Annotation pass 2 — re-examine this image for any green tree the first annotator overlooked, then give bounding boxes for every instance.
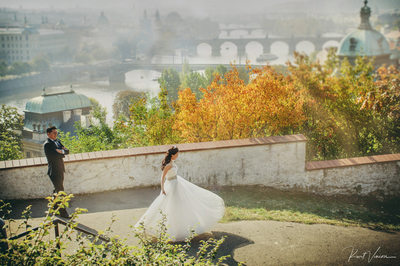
[0,60,7,76]
[59,99,126,153]
[181,71,207,99]
[0,104,23,161]
[116,88,179,147]
[31,55,50,72]
[287,52,400,160]
[204,66,215,85]
[237,66,250,84]
[158,68,181,104]
[215,64,228,77]
[112,90,143,120]
[204,65,229,85]
[8,62,31,75]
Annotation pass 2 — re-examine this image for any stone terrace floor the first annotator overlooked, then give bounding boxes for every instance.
[4,187,400,266]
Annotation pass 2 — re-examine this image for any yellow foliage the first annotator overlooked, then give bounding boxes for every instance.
[173,66,306,142]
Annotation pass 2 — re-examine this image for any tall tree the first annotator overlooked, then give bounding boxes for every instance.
[8,62,31,75]
[204,65,228,85]
[32,56,50,72]
[0,105,23,161]
[116,88,179,147]
[0,60,8,76]
[158,68,181,104]
[180,71,207,99]
[112,90,143,120]
[59,99,126,153]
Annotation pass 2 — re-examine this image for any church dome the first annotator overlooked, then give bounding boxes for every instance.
[337,0,391,57]
[338,29,391,57]
[25,89,91,114]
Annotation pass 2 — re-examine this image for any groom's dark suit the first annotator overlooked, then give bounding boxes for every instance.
[44,138,67,192]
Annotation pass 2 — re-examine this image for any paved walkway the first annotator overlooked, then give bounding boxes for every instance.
[6,188,400,266]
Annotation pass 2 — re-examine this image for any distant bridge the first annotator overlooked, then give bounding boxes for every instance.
[103,62,258,85]
[183,34,344,57]
[90,32,344,85]
[102,32,344,85]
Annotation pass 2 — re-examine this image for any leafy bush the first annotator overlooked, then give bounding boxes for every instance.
[0,192,229,265]
[0,104,23,161]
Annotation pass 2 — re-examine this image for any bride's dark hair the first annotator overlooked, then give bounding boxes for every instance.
[161,146,179,170]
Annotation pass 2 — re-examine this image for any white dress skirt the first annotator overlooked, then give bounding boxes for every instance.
[134,161,225,241]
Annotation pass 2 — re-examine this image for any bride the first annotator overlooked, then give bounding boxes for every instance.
[135,146,225,241]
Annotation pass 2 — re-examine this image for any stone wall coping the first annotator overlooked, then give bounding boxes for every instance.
[306,153,400,170]
[0,134,306,170]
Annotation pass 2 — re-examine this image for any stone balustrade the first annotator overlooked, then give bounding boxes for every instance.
[1,134,399,200]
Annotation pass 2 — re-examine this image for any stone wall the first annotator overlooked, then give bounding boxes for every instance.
[305,155,400,197]
[0,134,399,200]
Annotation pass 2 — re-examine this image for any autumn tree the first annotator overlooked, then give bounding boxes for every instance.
[174,65,305,142]
[357,65,400,154]
[287,51,399,160]
[66,52,399,162]
[237,66,250,84]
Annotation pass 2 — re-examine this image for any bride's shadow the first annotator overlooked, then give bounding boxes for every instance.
[172,231,254,266]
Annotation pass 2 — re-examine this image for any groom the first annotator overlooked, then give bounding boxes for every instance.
[44,126,70,218]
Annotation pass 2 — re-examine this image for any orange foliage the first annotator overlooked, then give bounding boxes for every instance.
[173,66,306,142]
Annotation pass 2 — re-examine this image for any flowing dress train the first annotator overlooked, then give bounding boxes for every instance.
[134,161,225,241]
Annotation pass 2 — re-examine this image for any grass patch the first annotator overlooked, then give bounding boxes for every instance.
[217,186,400,231]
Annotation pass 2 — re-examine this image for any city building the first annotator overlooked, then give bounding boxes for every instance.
[337,0,396,68]
[22,88,92,158]
[0,26,68,63]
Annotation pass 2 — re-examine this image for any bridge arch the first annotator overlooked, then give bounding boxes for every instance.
[270,41,289,56]
[295,40,315,55]
[220,41,238,57]
[322,40,340,51]
[197,42,212,57]
[245,41,264,61]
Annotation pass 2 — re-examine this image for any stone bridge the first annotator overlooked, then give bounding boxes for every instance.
[183,34,343,57]
[89,33,344,85]
[92,63,255,85]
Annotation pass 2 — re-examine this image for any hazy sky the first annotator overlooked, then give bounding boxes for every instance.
[1,0,399,17]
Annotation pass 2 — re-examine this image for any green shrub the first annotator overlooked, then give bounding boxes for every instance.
[0,192,229,265]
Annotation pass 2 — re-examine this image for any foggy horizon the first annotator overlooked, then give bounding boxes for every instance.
[0,0,398,124]
[1,0,399,19]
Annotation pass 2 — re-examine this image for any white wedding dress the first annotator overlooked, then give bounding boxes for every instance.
[134,161,225,241]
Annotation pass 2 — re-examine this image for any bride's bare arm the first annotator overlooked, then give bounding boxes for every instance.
[161,164,172,195]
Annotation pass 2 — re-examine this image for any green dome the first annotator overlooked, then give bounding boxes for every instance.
[25,90,91,114]
[337,29,391,57]
[337,0,390,58]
